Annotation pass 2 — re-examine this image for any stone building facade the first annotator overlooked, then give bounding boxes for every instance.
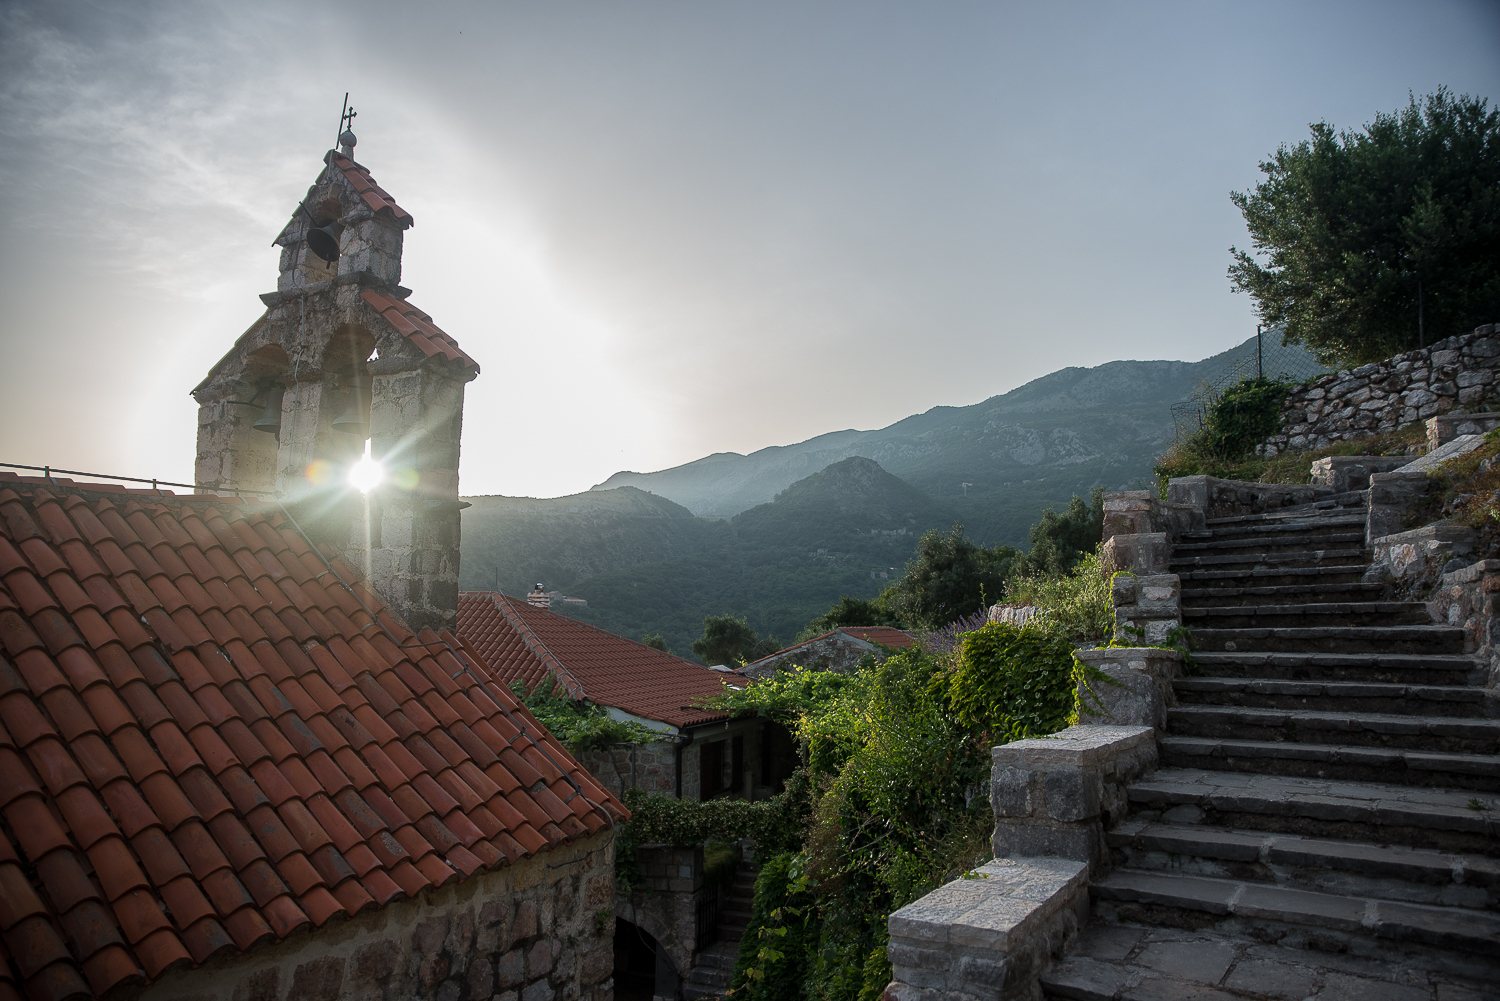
[191,135,479,634]
[1260,323,1499,457]
[139,832,615,1001]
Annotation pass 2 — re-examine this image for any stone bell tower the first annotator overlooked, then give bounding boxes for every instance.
[191,125,480,633]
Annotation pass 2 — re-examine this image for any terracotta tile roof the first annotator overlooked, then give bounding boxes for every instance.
[742,625,916,672]
[457,593,730,730]
[0,474,623,1001]
[327,151,412,227]
[834,626,916,649]
[359,290,479,370]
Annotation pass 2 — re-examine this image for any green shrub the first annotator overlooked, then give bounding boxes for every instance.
[509,676,659,752]
[1003,548,1114,643]
[940,621,1083,743]
[1201,376,1293,460]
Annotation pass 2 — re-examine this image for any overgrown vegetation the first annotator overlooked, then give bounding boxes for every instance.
[798,489,1107,637]
[1155,387,1427,487]
[705,601,1106,1001]
[1230,88,1500,366]
[1001,548,1115,644]
[507,676,659,753]
[1404,429,1500,533]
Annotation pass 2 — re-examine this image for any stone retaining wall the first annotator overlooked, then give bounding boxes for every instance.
[1261,324,1499,457]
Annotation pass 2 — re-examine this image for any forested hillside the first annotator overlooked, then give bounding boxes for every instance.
[460,458,958,655]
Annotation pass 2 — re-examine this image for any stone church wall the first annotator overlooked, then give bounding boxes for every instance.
[1260,323,1499,457]
[138,831,615,1001]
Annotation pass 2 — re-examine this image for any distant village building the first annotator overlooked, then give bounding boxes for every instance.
[457,592,799,802]
[0,130,626,1000]
[739,625,916,680]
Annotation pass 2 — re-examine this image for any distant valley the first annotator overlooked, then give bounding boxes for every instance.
[460,334,1322,657]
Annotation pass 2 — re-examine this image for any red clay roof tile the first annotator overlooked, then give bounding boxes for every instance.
[0,481,624,996]
[457,592,729,728]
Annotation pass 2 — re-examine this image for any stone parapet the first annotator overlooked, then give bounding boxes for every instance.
[1429,411,1500,450]
[1372,523,1478,580]
[1426,559,1500,694]
[1101,534,1168,575]
[1260,323,1499,457]
[1102,491,1202,544]
[1309,455,1408,492]
[1166,475,1334,521]
[989,725,1158,867]
[883,857,1090,1001]
[1074,648,1181,731]
[1366,470,1438,545]
[1109,575,1181,646]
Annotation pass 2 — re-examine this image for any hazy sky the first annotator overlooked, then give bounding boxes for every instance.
[2,2,1496,498]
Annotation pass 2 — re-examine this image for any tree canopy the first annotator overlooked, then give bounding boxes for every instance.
[878,524,1019,629]
[1229,88,1500,366]
[692,614,778,666]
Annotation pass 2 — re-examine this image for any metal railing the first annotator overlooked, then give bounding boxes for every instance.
[0,461,276,496]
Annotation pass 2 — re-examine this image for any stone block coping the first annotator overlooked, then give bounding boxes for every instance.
[990,726,1156,769]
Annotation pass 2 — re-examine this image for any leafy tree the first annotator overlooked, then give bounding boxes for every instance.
[796,595,905,641]
[881,524,1019,629]
[692,614,778,666]
[1229,88,1500,366]
[641,633,670,652]
[1012,488,1103,578]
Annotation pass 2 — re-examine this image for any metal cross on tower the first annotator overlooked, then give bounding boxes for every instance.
[337,93,357,145]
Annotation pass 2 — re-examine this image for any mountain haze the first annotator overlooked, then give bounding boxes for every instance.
[596,335,1321,546]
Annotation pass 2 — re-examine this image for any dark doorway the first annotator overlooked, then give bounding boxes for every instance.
[614,919,658,1001]
[731,735,744,798]
[761,721,797,793]
[700,739,726,800]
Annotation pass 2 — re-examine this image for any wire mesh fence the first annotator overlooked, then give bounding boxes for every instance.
[1170,328,1331,445]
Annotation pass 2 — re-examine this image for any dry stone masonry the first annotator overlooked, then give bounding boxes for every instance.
[1262,323,1499,456]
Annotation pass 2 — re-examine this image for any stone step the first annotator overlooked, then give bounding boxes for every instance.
[694,944,739,969]
[1159,734,1500,792]
[1172,676,1495,717]
[1177,565,1370,587]
[1182,601,1432,628]
[1191,651,1486,686]
[1106,819,1500,911]
[1171,549,1371,571]
[1042,921,1500,1001]
[1190,625,1466,655]
[1129,767,1500,854]
[1167,705,1500,754]
[1203,494,1370,526]
[1180,581,1387,606]
[684,974,732,995]
[1174,532,1368,556]
[1185,513,1368,538]
[1091,869,1500,968]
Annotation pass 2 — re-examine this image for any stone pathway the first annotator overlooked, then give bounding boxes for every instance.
[1044,923,1497,1001]
[1053,493,1500,994]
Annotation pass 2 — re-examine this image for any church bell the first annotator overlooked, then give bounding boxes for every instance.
[332,377,371,436]
[305,224,341,263]
[251,386,285,438]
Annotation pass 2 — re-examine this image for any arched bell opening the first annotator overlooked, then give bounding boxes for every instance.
[325,325,377,440]
[202,345,289,495]
[299,194,345,283]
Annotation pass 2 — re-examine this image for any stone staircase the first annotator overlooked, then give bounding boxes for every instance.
[1045,496,1500,999]
[682,862,757,999]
